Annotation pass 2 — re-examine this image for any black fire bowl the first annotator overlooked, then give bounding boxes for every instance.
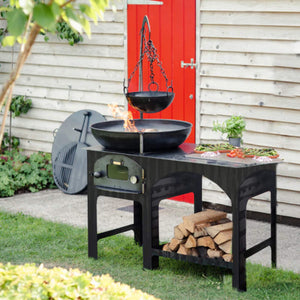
[125,91,175,113]
[91,119,192,152]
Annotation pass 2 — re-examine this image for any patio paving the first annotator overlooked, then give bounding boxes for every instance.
[0,189,299,274]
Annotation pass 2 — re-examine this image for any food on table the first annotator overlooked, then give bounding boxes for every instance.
[194,144,279,159]
[194,143,236,153]
[226,148,279,159]
[242,148,279,158]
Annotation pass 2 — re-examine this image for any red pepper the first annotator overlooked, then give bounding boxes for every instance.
[227,152,237,158]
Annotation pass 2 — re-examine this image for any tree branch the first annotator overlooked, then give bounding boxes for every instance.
[0,23,41,148]
[0,23,41,110]
[60,0,76,8]
[0,86,13,150]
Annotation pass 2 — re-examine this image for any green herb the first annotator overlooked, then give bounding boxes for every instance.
[213,115,246,139]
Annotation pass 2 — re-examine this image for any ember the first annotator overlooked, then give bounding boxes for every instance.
[108,104,138,132]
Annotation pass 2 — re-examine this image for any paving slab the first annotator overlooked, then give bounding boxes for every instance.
[0,189,299,273]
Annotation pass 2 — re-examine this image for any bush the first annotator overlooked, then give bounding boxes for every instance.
[0,150,56,197]
[0,263,159,300]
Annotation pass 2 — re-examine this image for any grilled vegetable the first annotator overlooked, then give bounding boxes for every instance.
[243,148,279,157]
[194,143,236,152]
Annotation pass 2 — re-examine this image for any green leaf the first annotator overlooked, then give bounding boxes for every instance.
[79,16,91,37]
[2,35,16,47]
[33,3,56,32]
[7,8,27,37]
[65,8,82,33]
[51,2,61,18]
[79,4,98,24]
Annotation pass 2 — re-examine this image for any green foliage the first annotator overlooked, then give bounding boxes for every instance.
[9,95,32,117]
[1,132,19,151]
[55,21,83,45]
[0,263,159,300]
[33,3,57,32]
[213,115,246,139]
[6,8,27,36]
[1,0,110,47]
[0,150,56,197]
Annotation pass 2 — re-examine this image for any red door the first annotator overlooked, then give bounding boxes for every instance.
[127,1,196,203]
[127,0,196,144]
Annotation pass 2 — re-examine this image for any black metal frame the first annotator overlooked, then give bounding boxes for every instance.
[87,143,278,292]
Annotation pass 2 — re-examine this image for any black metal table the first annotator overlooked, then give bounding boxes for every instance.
[87,143,279,291]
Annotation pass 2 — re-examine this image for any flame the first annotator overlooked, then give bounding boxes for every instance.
[108,104,138,132]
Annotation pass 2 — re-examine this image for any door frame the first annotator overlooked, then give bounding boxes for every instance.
[124,0,201,143]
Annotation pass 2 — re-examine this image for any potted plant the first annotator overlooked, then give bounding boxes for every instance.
[212,115,246,147]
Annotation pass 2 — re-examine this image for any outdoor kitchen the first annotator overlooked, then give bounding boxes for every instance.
[85,15,281,292]
[1,0,300,298]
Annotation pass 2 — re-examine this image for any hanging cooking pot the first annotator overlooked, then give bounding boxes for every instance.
[124,84,174,113]
[124,16,175,114]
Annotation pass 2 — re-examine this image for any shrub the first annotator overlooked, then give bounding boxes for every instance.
[0,150,56,197]
[0,263,159,299]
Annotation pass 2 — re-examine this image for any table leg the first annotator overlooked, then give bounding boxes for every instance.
[142,197,159,269]
[88,188,98,259]
[134,201,143,246]
[271,186,277,268]
[232,195,247,292]
[194,175,203,213]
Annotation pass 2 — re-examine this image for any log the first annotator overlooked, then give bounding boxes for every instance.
[169,238,185,251]
[214,230,232,245]
[178,222,190,237]
[205,222,233,238]
[197,236,216,249]
[174,225,185,240]
[207,249,223,258]
[183,209,227,233]
[222,253,233,262]
[162,243,171,252]
[177,244,192,256]
[194,223,209,238]
[185,235,197,248]
[218,240,232,254]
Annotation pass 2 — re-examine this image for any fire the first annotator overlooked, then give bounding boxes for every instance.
[108,104,138,132]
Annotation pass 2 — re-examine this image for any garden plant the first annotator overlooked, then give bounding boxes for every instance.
[212,115,246,140]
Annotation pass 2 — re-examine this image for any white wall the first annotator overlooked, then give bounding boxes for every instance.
[197,0,300,218]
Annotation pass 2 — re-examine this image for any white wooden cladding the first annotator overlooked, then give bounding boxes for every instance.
[0,4,126,154]
[198,0,300,218]
[0,0,299,219]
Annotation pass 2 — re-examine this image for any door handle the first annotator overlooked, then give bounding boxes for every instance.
[181,58,198,69]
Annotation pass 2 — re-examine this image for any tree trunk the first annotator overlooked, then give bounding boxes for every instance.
[0,24,41,150]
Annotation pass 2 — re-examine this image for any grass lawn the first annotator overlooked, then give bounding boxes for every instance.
[0,211,299,300]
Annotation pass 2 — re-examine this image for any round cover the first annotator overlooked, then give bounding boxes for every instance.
[52,110,106,194]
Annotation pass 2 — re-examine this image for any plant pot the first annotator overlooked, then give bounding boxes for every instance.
[229,137,241,147]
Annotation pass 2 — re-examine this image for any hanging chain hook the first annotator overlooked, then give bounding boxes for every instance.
[124,15,172,93]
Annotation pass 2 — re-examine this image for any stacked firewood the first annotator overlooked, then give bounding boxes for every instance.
[162,209,233,262]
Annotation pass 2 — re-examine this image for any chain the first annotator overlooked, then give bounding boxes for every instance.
[126,36,171,91]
